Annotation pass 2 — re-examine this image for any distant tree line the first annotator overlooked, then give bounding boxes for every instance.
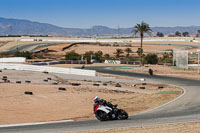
[156,30,200,37]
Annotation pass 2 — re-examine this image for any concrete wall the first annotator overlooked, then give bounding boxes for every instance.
[0,57,26,63]
[0,63,96,76]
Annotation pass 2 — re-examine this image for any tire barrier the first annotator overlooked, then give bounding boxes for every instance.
[0,63,96,77]
[47,78,51,80]
[103,83,107,86]
[24,91,33,95]
[2,78,7,81]
[3,76,7,79]
[142,83,147,85]
[58,87,66,91]
[115,83,121,87]
[158,86,164,89]
[71,83,81,86]
[25,80,31,83]
[16,81,21,84]
[3,79,10,83]
[43,71,49,74]
[52,82,58,85]
[43,79,48,82]
[140,87,145,89]
[93,83,100,86]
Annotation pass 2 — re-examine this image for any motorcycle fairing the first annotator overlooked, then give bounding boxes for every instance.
[96,105,112,114]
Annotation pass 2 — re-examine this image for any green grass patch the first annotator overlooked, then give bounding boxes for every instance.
[112,67,136,70]
[156,91,182,94]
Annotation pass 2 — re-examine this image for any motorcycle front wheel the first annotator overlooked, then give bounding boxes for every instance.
[117,109,128,120]
[95,110,109,121]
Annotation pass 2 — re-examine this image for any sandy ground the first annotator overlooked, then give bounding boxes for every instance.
[0,39,197,55]
[65,44,180,55]
[116,65,200,80]
[40,42,196,56]
[69,122,200,133]
[0,69,181,125]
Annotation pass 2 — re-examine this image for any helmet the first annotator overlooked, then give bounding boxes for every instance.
[93,96,100,102]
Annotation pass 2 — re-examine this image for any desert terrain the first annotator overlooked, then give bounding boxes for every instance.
[39,41,199,57]
[0,69,182,125]
[113,65,200,80]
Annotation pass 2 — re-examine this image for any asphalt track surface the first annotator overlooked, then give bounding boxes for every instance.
[0,43,47,55]
[1,66,200,133]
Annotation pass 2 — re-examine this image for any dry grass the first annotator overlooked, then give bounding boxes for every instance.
[0,70,182,125]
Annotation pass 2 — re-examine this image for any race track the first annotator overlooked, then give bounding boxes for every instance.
[0,66,200,133]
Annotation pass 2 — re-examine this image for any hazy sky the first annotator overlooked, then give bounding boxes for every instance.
[0,0,199,28]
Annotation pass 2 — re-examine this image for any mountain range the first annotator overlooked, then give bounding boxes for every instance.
[0,17,200,36]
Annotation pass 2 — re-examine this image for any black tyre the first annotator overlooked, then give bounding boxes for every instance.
[95,111,109,121]
[117,109,128,120]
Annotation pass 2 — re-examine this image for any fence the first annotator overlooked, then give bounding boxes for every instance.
[173,49,188,69]
[0,63,96,76]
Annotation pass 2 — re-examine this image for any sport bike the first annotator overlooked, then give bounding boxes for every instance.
[94,104,128,121]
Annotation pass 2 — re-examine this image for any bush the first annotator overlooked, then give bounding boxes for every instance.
[160,52,173,64]
[144,54,158,64]
[14,51,32,59]
[65,51,81,60]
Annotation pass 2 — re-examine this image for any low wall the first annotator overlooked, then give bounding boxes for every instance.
[30,60,89,65]
[0,63,96,76]
[0,57,26,63]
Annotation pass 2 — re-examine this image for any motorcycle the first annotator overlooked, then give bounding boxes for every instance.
[94,104,128,121]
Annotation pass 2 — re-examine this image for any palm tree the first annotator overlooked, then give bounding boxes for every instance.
[125,48,132,57]
[115,49,123,58]
[132,21,152,66]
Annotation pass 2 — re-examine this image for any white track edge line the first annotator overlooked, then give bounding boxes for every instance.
[0,120,74,128]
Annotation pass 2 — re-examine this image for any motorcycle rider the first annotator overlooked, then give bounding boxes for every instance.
[93,96,116,112]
